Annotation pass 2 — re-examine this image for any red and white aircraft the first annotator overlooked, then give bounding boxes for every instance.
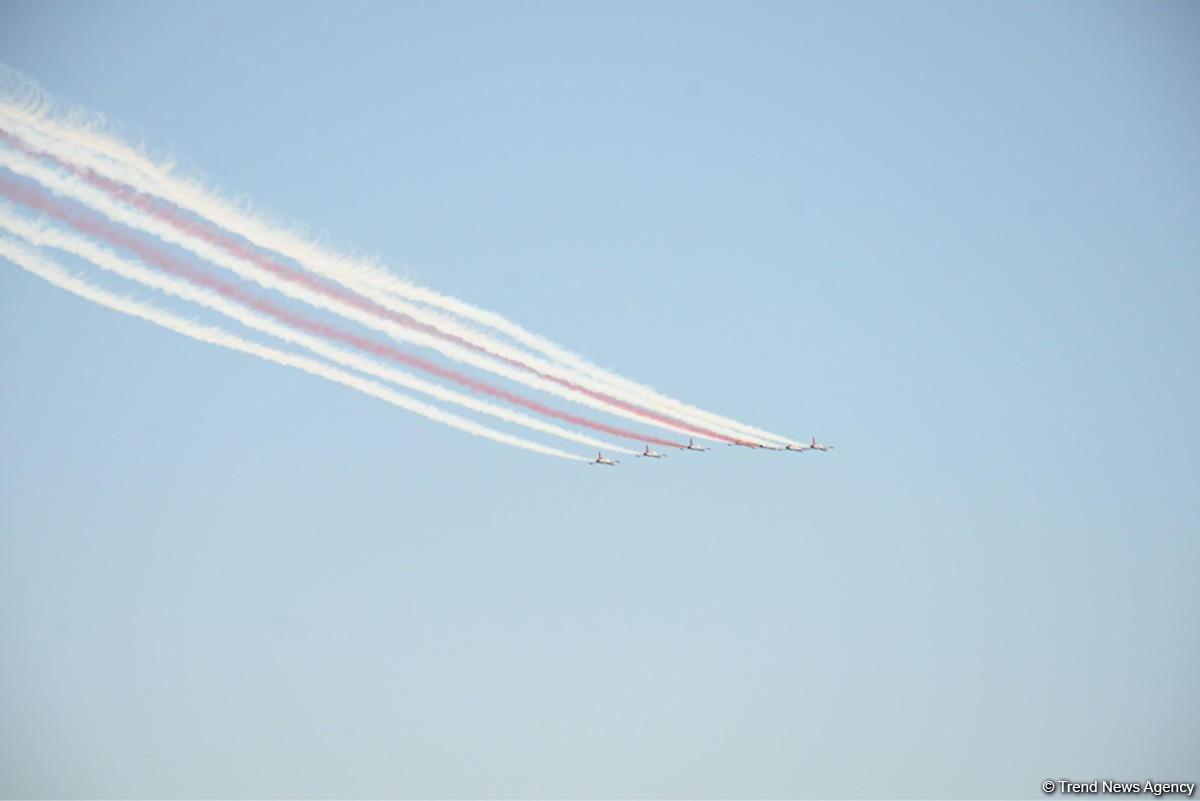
[786,437,834,453]
[637,445,667,458]
[681,438,710,452]
[728,440,783,451]
[590,451,619,466]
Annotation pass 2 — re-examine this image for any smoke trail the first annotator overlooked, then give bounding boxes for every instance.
[0,174,683,449]
[0,234,590,462]
[72,155,740,445]
[0,146,702,447]
[0,118,715,440]
[0,81,793,445]
[0,208,639,456]
[0,122,775,447]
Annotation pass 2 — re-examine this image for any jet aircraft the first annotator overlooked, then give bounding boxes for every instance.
[681,438,710,452]
[590,451,619,466]
[637,445,667,458]
[728,440,783,450]
[786,437,834,452]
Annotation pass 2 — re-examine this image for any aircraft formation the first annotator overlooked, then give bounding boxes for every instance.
[589,436,833,466]
[0,73,836,468]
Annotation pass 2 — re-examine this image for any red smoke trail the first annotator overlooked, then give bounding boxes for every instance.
[0,174,686,448]
[0,127,739,445]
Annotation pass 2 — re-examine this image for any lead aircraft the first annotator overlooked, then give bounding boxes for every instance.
[786,437,834,453]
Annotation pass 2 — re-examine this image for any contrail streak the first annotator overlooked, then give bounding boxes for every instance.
[0,125,725,444]
[0,208,639,456]
[0,78,793,445]
[0,147,692,448]
[0,234,590,462]
[75,156,739,445]
[0,174,682,448]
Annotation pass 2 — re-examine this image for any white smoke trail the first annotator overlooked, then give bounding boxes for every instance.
[0,108,786,446]
[0,233,591,462]
[0,208,639,455]
[0,78,792,445]
[0,147,718,444]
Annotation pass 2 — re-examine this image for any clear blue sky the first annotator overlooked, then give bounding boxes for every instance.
[1,1,1197,796]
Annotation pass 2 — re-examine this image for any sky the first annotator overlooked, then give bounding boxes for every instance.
[1,1,1198,797]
